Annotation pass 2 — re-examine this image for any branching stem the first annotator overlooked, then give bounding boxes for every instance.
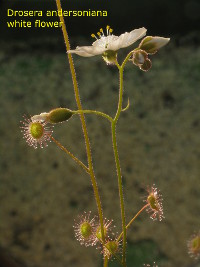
[50,136,89,173]
[73,110,113,122]
[111,64,127,267]
[117,204,149,242]
[55,0,105,247]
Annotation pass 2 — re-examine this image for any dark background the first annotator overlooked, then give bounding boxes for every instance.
[1,0,200,43]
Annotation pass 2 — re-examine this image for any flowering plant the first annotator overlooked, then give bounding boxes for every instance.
[20,1,200,267]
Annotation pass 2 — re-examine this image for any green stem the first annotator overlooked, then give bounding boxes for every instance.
[117,204,149,242]
[111,65,126,267]
[55,0,105,243]
[104,256,109,267]
[111,54,136,265]
[73,110,113,122]
[114,66,124,121]
[111,122,126,267]
[50,136,89,174]
[122,50,135,68]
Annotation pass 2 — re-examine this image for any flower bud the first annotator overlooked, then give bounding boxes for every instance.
[46,108,74,124]
[106,240,118,253]
[139,36,170,54]
[144,184,164,221]
[21,116,53,149]
[96,225,107,241]
[140,58,152,72]
[30,122,44,139]
[80,222,92,239]
[74,211,97,247]
[131,49,152,72]
[103,240,121,259]
[132,49,148,65]
[95,218,113,242]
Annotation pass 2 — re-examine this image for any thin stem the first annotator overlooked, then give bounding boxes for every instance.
[115,60,121,69]
[50,136,89,174]
[111,64,126,266]
[114,66,124,122]
[104,257,109,267]
[117,204,149,242]
[121,50,135,69]
[55,0,105,242]
[73,110,113,122]
[111,122,126,267]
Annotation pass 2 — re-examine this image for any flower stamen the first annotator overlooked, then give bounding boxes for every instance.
[100,28,104,36]
[91,33,98,40]
[106,25,110,35]
[92,26,113,41]
[68,27,147,58]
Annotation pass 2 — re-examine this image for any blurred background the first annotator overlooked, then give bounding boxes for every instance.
[0,0,200,267]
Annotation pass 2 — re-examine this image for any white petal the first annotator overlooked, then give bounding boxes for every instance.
[31,112,49,122]
[147,37,170,49]
[109,27,147,51]
[92,35,118,48]
[68,45,105,57]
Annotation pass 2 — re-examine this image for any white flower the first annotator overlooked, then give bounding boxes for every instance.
[68,26,147,57]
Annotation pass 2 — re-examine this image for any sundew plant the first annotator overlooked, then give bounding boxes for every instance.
[20,1,174,267]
